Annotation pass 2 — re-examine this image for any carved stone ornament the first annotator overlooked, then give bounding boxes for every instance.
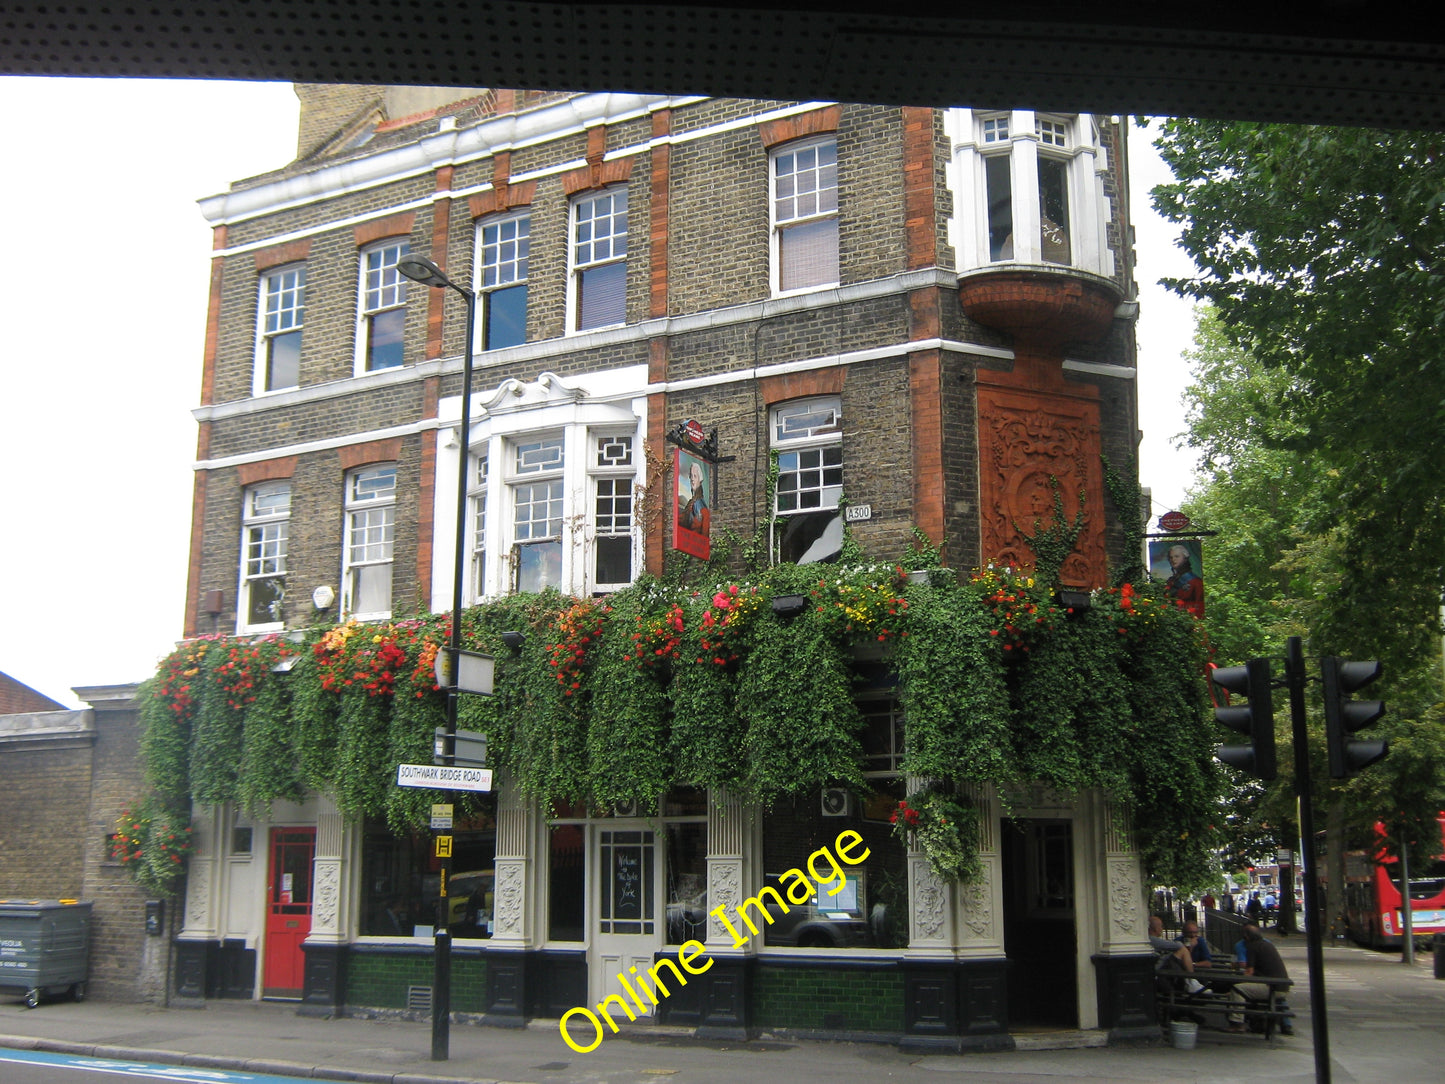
[708,860,742,943]
[1109,859,1141,936]
[961,870,994,940]
[493,861,525,936]
[910,858,948,942]
[313,859,341,932]
[185,858,213,930]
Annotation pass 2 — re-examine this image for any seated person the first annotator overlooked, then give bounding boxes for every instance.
[1149,914,1204,994]
[1181,919,1213,965]
[1227,922,1293,1035]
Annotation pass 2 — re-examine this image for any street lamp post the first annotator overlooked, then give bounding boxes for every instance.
[396,253,475,1062]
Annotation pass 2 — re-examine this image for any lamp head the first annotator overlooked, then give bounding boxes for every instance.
[396,253,456,291]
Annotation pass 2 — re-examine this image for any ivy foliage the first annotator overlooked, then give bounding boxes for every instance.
[131,553,1220,886]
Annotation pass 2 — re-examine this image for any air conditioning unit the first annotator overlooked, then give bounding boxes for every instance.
[612,799,640,818]
[820,787,854,817]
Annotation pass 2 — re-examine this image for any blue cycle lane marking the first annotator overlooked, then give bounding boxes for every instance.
[0,1046,315,1083]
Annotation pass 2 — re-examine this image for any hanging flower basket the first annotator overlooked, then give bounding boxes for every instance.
[890,785,982,884]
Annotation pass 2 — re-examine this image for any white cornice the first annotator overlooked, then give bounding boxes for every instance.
[198,92,703,228]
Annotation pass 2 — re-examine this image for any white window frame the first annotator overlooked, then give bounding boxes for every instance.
[475,212,530,352]
[342,464,396,620]
[506,433,567,593]
[355,240,410,374]
[770,135,840,296]
[468,449,489,602]
[568,188,629,334]
[588,432,638,594]
[770,396,844,565]
[237,481,290,633]
[946,109,1111,276]
[254,264,305,395]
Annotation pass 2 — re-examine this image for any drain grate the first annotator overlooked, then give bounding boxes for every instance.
[407,985,433,1012]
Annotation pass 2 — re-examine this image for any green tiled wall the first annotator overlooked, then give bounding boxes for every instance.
[752,965,904,1032]
[345,950,488,1012]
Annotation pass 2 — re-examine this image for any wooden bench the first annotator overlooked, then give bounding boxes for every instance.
[1157,968,1294,1040]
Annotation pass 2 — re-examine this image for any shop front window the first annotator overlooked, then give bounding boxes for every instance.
[358,811,495,938]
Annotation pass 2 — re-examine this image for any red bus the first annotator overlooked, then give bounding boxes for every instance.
[1339,815,1445,949]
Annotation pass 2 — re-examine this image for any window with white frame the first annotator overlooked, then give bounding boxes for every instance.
[590,434,636,590]
[772,138,839,293]
[979,111,1072,265]
[258,265,304,392]
[771,396,843,564]
[358,241,409,371]
[343,465,396,618]
[239,482,290,630]
[571,189,628,331]
[508,436,565,593]
[478,214,529,350]
[469,449,488,601]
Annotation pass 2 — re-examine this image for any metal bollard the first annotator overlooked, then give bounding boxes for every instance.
[1434,937,1445,980]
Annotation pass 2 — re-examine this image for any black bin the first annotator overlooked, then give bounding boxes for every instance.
[0,899,92,1007]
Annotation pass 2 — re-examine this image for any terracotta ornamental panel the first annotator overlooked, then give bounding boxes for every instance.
[977,384,1106,588]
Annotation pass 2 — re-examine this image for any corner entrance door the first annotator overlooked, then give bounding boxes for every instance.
[590,828,662,1018]
[263,827,315,999]
[1001,818,1077,1028]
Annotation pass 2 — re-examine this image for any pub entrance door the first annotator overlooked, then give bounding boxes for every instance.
[1001,818,1077,1028]
[589,826,663,1017]
[262,826,315,998]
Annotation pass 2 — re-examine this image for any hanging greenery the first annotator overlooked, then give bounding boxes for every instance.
[126,541,1222,887]
[889,785,983,884]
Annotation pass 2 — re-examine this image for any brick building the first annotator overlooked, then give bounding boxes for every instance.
[174,86,1157,1045]
[0,682,168,1002]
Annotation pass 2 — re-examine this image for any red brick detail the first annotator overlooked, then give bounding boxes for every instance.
[435,165,454,194]
[648,337,669,385]
[199,224,227,407]
[494,89,518,114]
[469,179,538,218]
[0,673,66,714]
[976,383,1108,589]
[901,106,937,271]
[909,349,945,546]
[426,195,451,360]
[908,286,940,341]
[650,109,671,318]
[758,106,841,150]
[253,237,310,272]
[182,466,209,639]
[562,155,635,195]
[760,366,845,406]
[354,211,417,248]
[236,456,298,486]
[957,270,1119,350]
[646,391,668,577]
[339,437,404,471]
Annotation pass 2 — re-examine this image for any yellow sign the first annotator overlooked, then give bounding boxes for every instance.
[435,835,452,859]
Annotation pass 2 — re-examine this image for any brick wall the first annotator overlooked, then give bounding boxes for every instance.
[346,947,486,1013]
[752,963,905,1032]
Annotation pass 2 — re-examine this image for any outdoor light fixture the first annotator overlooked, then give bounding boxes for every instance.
[500,631,526,654]
[771,594,808,620]
[1056,589,1092,612]
[397,249,477,1064]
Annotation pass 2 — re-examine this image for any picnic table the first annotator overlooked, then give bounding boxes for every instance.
[1157,965,1294,1040]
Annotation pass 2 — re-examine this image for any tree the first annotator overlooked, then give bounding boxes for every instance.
[1152,120,1445,677]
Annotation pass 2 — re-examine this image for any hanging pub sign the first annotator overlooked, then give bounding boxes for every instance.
[1148,536,1205,619]
[1158,510,1191,532]
[667,419,719,561]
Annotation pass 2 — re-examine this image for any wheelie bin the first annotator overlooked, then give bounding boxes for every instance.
[0,899,92,1007]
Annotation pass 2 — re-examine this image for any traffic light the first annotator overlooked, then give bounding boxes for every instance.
[1321,656,1387,778]
[1213,657,1278,780]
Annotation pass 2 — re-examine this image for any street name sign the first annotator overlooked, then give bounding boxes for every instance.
[396,763,493,792]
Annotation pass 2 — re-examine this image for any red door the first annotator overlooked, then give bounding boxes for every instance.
[263,827,315,998]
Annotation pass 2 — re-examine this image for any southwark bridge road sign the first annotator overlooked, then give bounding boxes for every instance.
[396,763,493,792]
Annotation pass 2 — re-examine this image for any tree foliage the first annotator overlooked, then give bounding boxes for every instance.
[1153,119,1445,675]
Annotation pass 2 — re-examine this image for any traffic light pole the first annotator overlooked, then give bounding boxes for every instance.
[1286,636,1332,1084]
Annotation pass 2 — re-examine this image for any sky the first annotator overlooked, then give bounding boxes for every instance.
[0,79,1201,708]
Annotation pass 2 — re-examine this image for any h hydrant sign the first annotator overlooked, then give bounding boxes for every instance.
[396,763,493,792]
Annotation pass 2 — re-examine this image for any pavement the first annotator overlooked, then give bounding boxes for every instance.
[4,936,1445,1083]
